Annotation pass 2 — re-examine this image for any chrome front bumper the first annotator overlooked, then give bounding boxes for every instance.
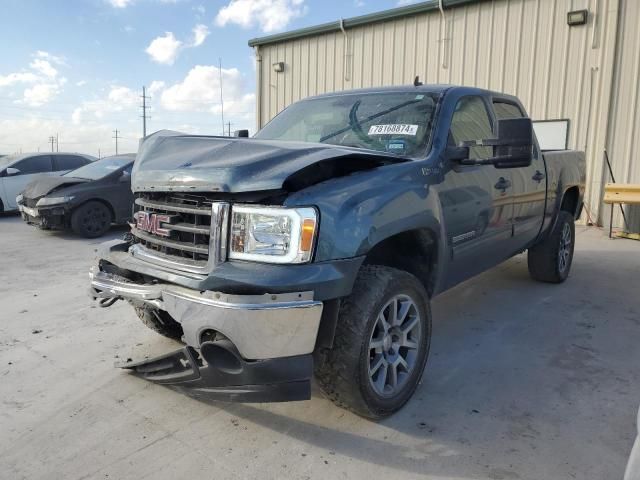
[89,269,323,360]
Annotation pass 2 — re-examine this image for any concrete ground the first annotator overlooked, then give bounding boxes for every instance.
[1,214,638,480]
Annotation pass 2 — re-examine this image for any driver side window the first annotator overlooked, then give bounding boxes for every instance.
[449,97,493,160]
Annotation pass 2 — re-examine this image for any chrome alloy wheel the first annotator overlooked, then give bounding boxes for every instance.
[558,222,572,273]
[368,294,421,397]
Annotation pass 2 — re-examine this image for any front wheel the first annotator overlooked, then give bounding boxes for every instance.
[71,200,112,238]
[315,265,431,419]
[528,210,575,283]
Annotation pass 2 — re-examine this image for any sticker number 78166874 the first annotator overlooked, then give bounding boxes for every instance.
[368,124,419,136]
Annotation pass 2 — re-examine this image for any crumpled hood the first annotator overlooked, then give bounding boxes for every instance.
[22,175,89,199]
[132,130,406,193]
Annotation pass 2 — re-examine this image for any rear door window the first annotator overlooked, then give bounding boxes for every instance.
[54,155,90,171]
[14,155,53,174]
[493,101,524,120]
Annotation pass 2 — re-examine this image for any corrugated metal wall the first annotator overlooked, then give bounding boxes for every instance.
[604,0,640,229]
[256,0,640,227]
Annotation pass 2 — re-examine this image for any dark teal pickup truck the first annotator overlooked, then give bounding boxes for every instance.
[90,84,585,418]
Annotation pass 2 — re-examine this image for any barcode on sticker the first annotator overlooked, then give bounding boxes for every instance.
[368,124,419,136]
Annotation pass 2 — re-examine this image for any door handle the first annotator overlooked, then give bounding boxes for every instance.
[532,170,546,183]
[494,177,511,191]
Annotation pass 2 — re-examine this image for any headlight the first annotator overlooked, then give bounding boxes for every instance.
[15,194,23,205]
[36,195,74,207]
[229,205,318,264]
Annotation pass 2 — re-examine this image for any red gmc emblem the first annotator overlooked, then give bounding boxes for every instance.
[135,211,172,237]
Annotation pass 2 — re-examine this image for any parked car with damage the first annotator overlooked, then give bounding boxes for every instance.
[17,154,135,238]
[90,85,585,418]
[0,152,95,213]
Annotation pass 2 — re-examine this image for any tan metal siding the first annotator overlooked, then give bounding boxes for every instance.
[255,0,638,225]
[604,0,640,229]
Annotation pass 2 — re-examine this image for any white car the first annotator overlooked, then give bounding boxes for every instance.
[0,153,95,213]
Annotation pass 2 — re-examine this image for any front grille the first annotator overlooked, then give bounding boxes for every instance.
[131,192,229,273]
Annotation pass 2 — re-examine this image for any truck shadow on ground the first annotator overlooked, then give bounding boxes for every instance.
[156,240,640,479]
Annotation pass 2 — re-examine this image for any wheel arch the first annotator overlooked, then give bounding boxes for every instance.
[560,186,582,219]
[361,228,439,298]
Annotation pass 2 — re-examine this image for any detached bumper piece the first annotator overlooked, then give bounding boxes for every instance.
[119,340,313,403]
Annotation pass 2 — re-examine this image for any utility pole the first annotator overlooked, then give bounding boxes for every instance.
[48,136,56,152]
[112,129,120,155]
[226,122,232,136]
[219,58,225,136]
[98,148,101,160]
[140,86,151,138]
[56,133,59,152]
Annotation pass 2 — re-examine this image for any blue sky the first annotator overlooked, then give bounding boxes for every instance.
[0,0,415,156]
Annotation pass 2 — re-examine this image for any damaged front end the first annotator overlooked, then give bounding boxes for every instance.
[90,265,323,402]
[116,341,313,402]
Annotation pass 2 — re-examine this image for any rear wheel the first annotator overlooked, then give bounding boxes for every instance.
[315,265,431,419]
[133,306,184,340]
[71,200,112,238]
[528,210,575,283]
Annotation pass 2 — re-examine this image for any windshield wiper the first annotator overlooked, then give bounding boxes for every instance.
[319,98,422,143]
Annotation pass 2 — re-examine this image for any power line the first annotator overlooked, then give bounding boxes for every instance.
[112,129,120,155]
[140,85,151,138]
[48,136,56,152]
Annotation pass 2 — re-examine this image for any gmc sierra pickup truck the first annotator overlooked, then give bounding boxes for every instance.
[90,85,585,418]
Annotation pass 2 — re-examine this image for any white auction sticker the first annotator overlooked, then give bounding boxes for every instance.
[368,124,419,136]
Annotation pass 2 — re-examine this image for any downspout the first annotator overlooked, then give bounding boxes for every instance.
[254,46,262,131]
[439,0,449,69]
[339,19,352,83]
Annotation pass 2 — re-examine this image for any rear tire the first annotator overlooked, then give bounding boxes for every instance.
[71,201,112,238]
[315,265,431,419]
[528,210,575,283]
[133,306,184,340]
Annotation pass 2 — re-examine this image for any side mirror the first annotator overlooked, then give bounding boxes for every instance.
[445,146,470,162]
[455,118,533,168]
[6,167,20,176]
[234,129,249,138]
[493,118,533,168]
[119,171,131,182]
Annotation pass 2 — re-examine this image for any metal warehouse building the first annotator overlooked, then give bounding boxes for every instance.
[249,0,640,229]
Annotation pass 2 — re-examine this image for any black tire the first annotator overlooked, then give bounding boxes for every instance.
[133,305,184,340]
[528,210,575,283]
[315,265,431,419]
[71,200,112,238]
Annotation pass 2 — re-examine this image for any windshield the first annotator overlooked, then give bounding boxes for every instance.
[0,154,19,168]
[64,156,132,180]
[254,92,439,157]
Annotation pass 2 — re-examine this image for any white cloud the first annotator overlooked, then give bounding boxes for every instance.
[72,85,138,124]
[354,0,365,6]
[0,72,38,87]
[29,59,58,78]
[148,80,165,95]
[159,65,255,128]
[191,24,209,47]
[145,32,183,65]
[108,0,134,7]
[76,80,87,87]
[396,0,418,5]
[34,50,66,66]
[145,25,209,65]
[0,51,67,105]
[23,83,61,107]
[215,0,307,33]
